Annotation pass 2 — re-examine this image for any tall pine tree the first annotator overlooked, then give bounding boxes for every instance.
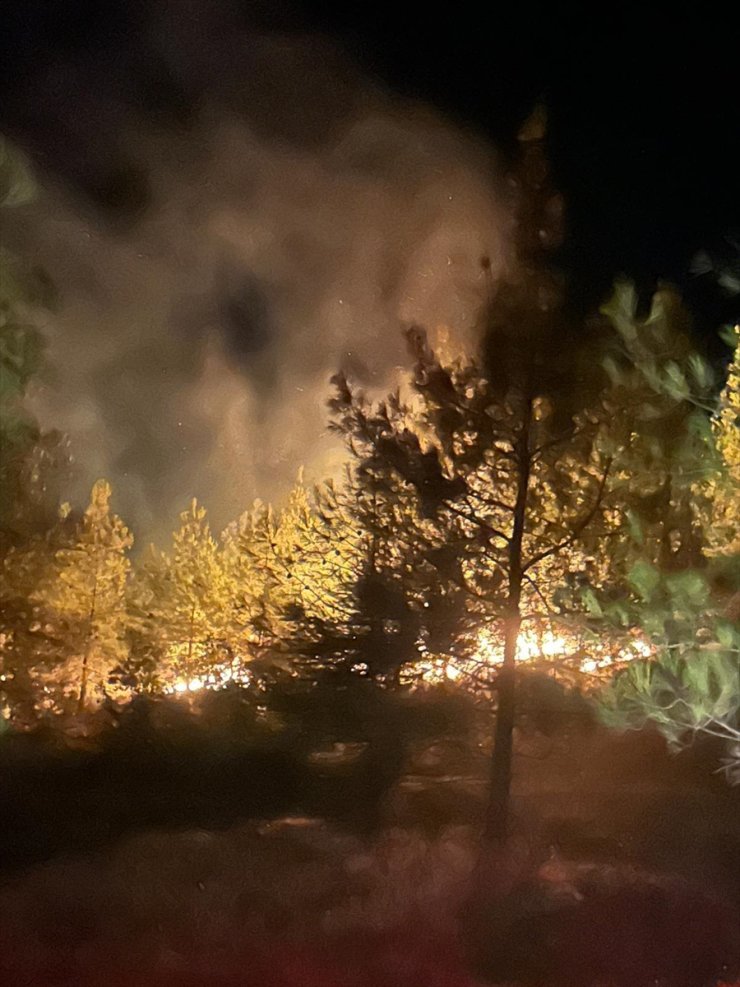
[140,500,237,688]
[325,111,723,839]
[35,480,132,712]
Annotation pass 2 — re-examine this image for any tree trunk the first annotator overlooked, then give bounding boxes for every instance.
[77,647,90,715]
[77,573,98,715]
[186,600,196,682]
[485,611,521,841]
[484,398,532,842]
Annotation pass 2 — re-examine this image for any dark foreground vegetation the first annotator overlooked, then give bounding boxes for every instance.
[0,684,466,873]
[1,688,739,987]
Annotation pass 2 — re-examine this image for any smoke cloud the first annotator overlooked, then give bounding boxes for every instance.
[3,1,509,539]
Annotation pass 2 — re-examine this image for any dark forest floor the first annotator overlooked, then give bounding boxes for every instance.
[1,723,739,986]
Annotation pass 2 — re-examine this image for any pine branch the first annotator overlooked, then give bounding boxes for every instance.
[523,457,613,572]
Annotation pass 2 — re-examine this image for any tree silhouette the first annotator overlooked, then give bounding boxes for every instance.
[324,112,726,839]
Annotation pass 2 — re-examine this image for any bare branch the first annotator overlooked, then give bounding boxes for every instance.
[530,423,590,461]
[523,457,613,573]
[445,501,511,545]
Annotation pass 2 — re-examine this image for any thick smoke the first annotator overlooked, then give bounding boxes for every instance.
[3,1,509,539]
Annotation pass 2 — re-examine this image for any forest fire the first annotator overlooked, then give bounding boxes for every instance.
[170,668,251,694]
[166,652,252,695]
[410,625,654,690]
[474,625,653,673]
[0,7,738,983]
[160,623,653,697]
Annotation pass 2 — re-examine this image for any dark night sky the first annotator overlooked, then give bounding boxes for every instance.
[1,0,738,531]
[312,3,740,334]
[3,1,738,327]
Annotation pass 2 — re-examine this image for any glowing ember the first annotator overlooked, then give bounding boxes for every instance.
[163,624,651,696]
[410,624,653,689]
[166,659,251,696]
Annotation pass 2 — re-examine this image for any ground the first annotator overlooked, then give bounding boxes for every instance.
[1,722,739,986]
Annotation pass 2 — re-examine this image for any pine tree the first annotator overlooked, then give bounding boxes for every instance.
[310,420,465,686]
[222,499,286,666]
[116,544,172,693]
[221,479,360,684]
[145,499,238,688]
[0,511,77,722]
[34,480,133,712]
[274,477,357,626]
[598,321,739,781]
[329,329,626,832]
[325,112,723,839]
[707,324,740,561]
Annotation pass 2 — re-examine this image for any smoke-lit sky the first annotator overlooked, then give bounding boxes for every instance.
[2,1,738,539]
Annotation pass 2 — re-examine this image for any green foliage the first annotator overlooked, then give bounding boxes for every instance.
[109,628,167,695]
[222,479,358,662]
[603,640,739,750]
[704,324,740,557]
[627,561,662,602]
[593,299,739,777]
[0,520,76,722]
[599,549,740,780]
[32,480,133,710]
[132,500,241,688]
[279,471,429,684]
